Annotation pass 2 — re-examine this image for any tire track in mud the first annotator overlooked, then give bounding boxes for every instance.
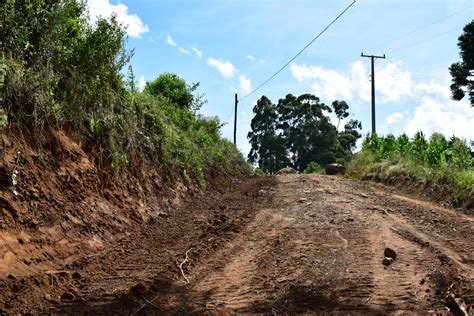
[48,174,473,315]
[160,174,473,314]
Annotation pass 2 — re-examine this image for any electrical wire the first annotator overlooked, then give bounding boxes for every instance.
[371,4,473,50]
[238,0,357,102]
[387,26,461,53]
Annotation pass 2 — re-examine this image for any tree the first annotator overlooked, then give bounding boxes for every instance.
[331,100,349,131]
[449,20,474,106]
[145,73,194,109]
[249,93,362,173]
[277,93,338,170]
[336,119,362,159]
[247,96,289,173]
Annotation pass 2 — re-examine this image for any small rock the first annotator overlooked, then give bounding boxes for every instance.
[298,198,308,203]
[60,292,75,301]
[276,167,298,175]
[384,247,397,260]
[382,257,394,266]
[58,271,69,278]
[325,163,345,175]
[129,283,146,297]
[7,274,17,281]
[72,272,82,280]
[445,293,469,316]
[346,217,355,222]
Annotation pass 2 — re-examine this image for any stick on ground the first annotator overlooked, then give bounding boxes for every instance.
[179,248,192,283]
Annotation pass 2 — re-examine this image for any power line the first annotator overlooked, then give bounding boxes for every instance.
[238,0,357,102]
[387,26,461,54]
[371,4,473,50]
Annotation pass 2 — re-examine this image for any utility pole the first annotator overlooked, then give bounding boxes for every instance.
[361,52,385,134]
[234,93,238,146]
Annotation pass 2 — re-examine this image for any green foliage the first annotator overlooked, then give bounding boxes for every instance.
[449,20,473,106]
[248,93,361,173]
[303,162,322,174]
[144,73,206,112]
[0,0,250,185]
[349,132,474,206]
[254,168,264,175]
[247,96,289,174]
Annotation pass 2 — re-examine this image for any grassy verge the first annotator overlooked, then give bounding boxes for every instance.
[347,133,473,208]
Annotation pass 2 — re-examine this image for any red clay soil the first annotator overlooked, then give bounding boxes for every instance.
[0,131,473,315]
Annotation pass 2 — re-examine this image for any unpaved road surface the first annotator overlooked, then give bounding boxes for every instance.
[4,174,474,314]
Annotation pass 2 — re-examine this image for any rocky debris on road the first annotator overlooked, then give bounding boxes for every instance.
[445,292,470,316]
[382,247,397,266]
[325,163,345,175]
[276,167,298,175]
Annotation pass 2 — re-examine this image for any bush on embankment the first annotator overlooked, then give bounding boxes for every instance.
[347,132,474,208]
[0,0,250,187]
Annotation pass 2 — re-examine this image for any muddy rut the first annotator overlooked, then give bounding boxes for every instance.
[3,174,473,314]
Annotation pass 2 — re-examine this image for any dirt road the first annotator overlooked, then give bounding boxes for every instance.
[4,174,473,314]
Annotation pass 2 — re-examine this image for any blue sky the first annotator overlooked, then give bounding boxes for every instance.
[87,0,473,154]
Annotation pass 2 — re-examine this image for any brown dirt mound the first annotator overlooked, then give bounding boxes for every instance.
[0,128,249,314]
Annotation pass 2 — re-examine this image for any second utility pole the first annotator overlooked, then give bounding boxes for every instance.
[361,52,385,134]
[234,93,238,146]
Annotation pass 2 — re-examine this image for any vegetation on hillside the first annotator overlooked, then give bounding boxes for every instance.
[0,0,250,186]
[247,94,361,173]
[347,132,474,206]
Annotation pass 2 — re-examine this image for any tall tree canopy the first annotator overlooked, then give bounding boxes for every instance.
[247,96,289,173]
[248,93,362,173]
[449,20,474,106]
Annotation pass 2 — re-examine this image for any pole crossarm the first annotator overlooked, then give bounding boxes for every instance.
[361,53,386,59]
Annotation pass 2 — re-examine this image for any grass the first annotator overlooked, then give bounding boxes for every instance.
[347,133,473,207]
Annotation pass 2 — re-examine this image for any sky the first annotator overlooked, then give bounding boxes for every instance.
[86,0,474,155]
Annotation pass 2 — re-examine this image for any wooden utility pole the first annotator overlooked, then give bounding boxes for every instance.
[361,52,385,134]
[234,93,238,146]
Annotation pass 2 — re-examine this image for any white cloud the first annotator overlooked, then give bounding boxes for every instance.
[138,76,146,92]
[246,55,255,61]
[290,61,414,104]
[377,61,413,102]
[385,112,405,125]
[405,97,474,140]
[166,34,177,46]
[239,75,252,95]
[259,59,266,64]
[192,47,203,58]
[414,80,451,99]
[178,47,190,55]
[87,0,149,38]
[405,77,473,139]
[206,58,236,78]
[291,63,353,101]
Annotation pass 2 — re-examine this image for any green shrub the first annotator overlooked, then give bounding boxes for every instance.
[0,0,251,185]
[303,162,322,174]
[348,132,473,206]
